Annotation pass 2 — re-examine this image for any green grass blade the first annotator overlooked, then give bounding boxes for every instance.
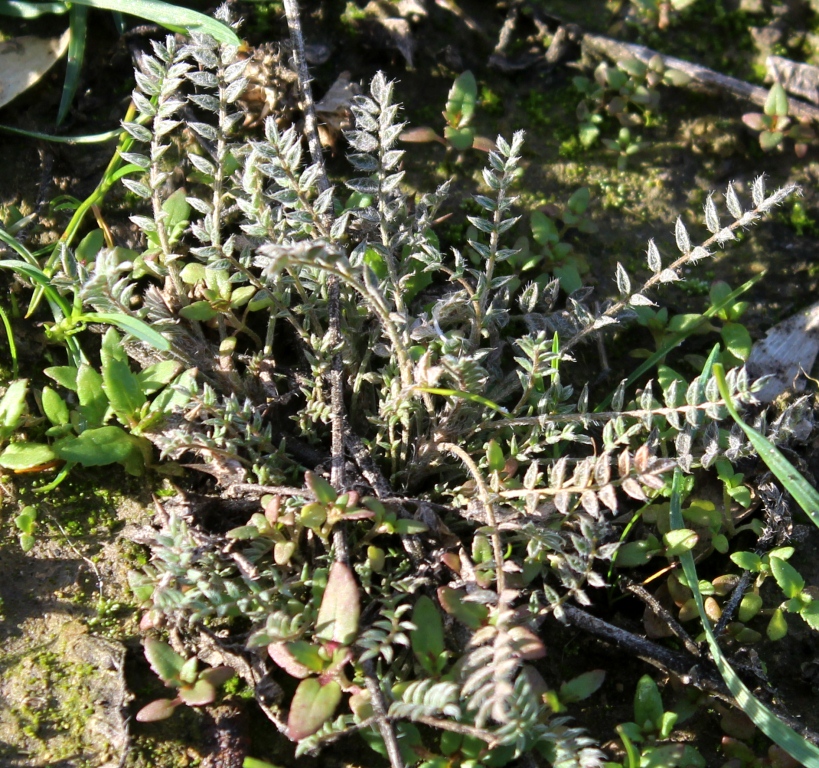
[713,363,819,529]
[0,303,18,379]
[0,260,71,317]
[0,227,40,267]
[81,313,170,352]
[57,3,88,125]
[0,124,121,143]
[596,274,762,412]
[0,1,67,17]
[70,0,240,44]
[415,387,510,416]
[669,469,819,767]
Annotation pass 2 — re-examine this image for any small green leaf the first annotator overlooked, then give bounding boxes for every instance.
[179,301,219,321]
[102,357,146,423]
[179,656,199,685]
[0,442,58,470]
[721,322,752,360]
[137,361,183,395]
[759,130,784,151]
[663,528,699,556]
[799,600,819,630]
[567,186,591,215]
[0,379,28,436]
[444,71,477,127]
[178,678,217,706]
[144,637,185,683]
[315,562,360,645]
[76,364,108,428]
[286,641,326,674]
[287,678,342,741]
[444,125,474,150]
[764,83,789,117]
[42,386,70,427]
[76,228,104,264]
[486,439,505,472]
[305,471,337,504]
[730,551,762,572]
[53,426,136,466]
[411,595,446,674]
[767,608,788,641]
[615,537,662,567]
[633,674,664,732]
[44,367,79,391]
[738,593,763,623]
[393,518,429,535]
[559,670,606,703]
[230,285,257,309]
[531,210,559,246]
[770,556,805,599]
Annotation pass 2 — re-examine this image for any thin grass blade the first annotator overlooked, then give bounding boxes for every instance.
[713,362,819,529]
[670,469,819,767]
[57,3,87,125]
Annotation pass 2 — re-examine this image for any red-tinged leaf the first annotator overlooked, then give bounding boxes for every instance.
[759,130,784,151]
[741,113,767,131]
[399,126,445,144]
[268,643,315,679]
[305,471,337,504]
[508,625,546,659]
[471,135,496,152]
[144,637,186,684]
[621,477,648,501]
[315,562,360,645]
[199,666,235,688]
[135,697,181,722]
[287,678,343,741]
[178,678,217,706]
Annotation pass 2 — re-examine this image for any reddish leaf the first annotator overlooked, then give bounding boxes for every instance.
[268,643,315,679]
[199,666,235,688]
[315,562,360,645]
[135,697,181,722]
[178,678,217,706]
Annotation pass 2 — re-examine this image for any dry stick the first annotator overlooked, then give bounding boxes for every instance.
[281,0,348,566]
[362,658,406,768]
[281,6,402,762]
[581,33,819,124]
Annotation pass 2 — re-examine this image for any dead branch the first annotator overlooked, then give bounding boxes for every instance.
[581,32,819,123]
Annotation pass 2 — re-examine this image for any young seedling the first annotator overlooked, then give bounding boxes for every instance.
[400,71,494,152]
[742,83,815,157]
[135,637,235,722]
[267,561,361,740]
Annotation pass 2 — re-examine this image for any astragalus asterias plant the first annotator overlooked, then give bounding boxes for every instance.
[16,7,809,767]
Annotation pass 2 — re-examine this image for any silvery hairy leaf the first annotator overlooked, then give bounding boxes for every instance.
[704,194,719,234]
[726,183,743,220]
[674,217,690,254]
[615,263,631,295]
[646,239,661,273]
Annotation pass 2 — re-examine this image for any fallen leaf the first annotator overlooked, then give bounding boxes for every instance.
[0,30,70,110]
[745,300,819,401]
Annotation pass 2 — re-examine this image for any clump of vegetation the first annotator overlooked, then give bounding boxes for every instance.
[2,3,819,768]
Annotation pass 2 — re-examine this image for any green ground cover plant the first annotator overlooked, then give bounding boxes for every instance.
[1,2,819,767]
